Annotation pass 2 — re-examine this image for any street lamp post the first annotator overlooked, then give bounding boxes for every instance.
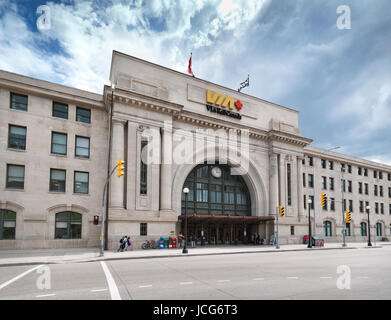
[308,199,312,248]
[341,167,347,247]
[366,205,372,247]
[182,187,189,254]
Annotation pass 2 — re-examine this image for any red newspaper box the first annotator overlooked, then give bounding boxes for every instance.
[168,237,173,248]
[172,238,177,248]
[303,235,309,244]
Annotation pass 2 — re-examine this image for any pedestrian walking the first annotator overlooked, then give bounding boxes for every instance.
[178,232,184,248]
[256,233,260,245]
[191,233,196,247]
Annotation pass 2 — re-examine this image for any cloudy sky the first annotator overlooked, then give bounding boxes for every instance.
[0,0,390,164]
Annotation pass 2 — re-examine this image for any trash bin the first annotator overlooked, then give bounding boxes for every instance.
[312,236,324,247]
[303,235,309,244]
[164,238,169,249]
[172,238,177,248]
[159,237,165,249]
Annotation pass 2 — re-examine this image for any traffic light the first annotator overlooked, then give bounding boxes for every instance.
[345,210,351,224]
[117,158,125,178]
[279,206,285,217]
[93,215,99,225]
[321,192,327,207]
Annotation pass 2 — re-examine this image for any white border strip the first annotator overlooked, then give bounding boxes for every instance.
[100,261,121,300]
[0,264,44,291]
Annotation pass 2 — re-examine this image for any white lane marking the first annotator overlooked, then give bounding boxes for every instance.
[139,285,153,288]
[0,264,44,291]
[180,282,193,285]
[287,277,299,279]
[358,276,369,279]
[91,288,108,292]
[218,280,230,283]
[36,293,56,298]
[100,261,121,300]
[252,278,265,281]
[320,277,332,279]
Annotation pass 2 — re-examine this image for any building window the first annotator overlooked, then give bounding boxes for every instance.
[379,171,383,180]
[55,212,82,239]
[322,176,327,190]
[343,199,346,211]
[0,210,16,240]
[360,222,367,237]
[290,226,295,235]
[364,183,368,195]
[74,171,89,194]
[8,125,26,150]
[287,163,292,206]
[389,204,391,215]
[329,161,334,170]
[359,201,364,213]
[347,165,352,174]
[329,177,334,191]
[51,132,67,155]
[304,195,307,209]
[341,164,345,172]
[374,170,377,179]
[324,221,332,237]
[345,224,351,236]
[388,173,391,181]
[321,159,326,169]
[374,185,378,196]
[349,200,353,212]
[10,93,28,111]
[381,203,384,214]
[303,173,306,187]
[358,167,362,175]
[50,169,66,192]
[75,136,90,158]
[6,164,25,189]
[140,223,147,236]
[358,182,363,194]
[309,195,314,209]
[140,139,148,195]
[375,202,379,214]
[376,223,382,237]
[389,187,391,198]
[379,186,383,197]
[341,179,346,192]
[330,198,335,211]
[307,157,313,167]
[76,107,91,123]
[308,174,314,188]
[348,180,352,193]
[364,168,368,176]
[52,102,68,119]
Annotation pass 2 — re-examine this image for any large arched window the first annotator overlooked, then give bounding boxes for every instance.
[376,223,382,237]
[323,221,332,237]
[55,212,82,239]
[181,164,250,216]
[360,222,367,236]
[0,210,16,240]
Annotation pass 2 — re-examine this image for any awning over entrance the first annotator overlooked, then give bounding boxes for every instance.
[178,214,275,224]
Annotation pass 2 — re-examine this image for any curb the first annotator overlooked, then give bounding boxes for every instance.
[0,245,382,267]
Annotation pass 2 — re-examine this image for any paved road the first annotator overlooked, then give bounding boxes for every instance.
[0,246,390,300]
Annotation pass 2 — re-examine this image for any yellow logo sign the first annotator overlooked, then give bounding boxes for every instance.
[206,90,235,110]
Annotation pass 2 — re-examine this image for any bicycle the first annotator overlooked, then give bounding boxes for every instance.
[142,240,158,249]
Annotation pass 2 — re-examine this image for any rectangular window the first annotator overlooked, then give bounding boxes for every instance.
[303,173,306,187]
[341,164,345,172]
[50,169,66,192]
[379,171,383,180]
[365,201,369,212]
[140,139,148,195]
[75,136,90,158]
[365,183,369,195]
[341,179,346,192]
[52,102,68,119]
[389,187,391,198]
[343,199,346,211]
[330,198,335,211]
[290,226,295,236]
[76,107,91,124]
[358,182,363,194]
[140,223,147,236]
[8,125,26,150]
[329,161,334,170]
[74,171,89,194]
[321,159,326,169]
[329,177,334,191]
[307,157,313,167]
[381,203,384,214]
[374,185,378,196]
[379,186,383,197]
[304,195,307,209]
[348,165,352,174]
[364,168,368,176]
[348,180,352,193]
[51,132,67,155]
[287,164,292,206]
[308,174,314,188]
[374,170,377,179]
[389,204,391,215]
[322,176,327,190]
[358,167,362,175]
[359,201,364,213]
[349,200,353,212]
[10,93,28,111]
[375,202,379,214]
[388,173,391,181]
[6,164,25,189]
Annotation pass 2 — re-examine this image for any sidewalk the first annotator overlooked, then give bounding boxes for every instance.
[0,241,389,267]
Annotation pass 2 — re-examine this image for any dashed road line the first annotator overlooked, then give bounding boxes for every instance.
[0,265,44,291]
[36,293,56,298]
[218,280,231,283]
[287,277,299,280]
[252,278,265,281]
[100,261,121,300]
[320,277,332,279]
[139,285,153,288]
[91,288,108,292]
[180,282,193,285]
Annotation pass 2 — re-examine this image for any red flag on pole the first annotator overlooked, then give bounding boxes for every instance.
[188,53,194,77]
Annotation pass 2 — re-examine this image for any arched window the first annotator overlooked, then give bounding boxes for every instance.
[0,210,16,240]
[55,212,82,239]
[323,221,332,237]
[376,223,382,237]
[181,164,250,216]
[360,222,367,236]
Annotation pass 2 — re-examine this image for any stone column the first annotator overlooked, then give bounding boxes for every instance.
[297,157,304,222]
[279,154,286,207]
[110,119,125,209]
[291,156,298,217]
[126,121,138,210]
[269,153,279,216]
[160,124,173,211]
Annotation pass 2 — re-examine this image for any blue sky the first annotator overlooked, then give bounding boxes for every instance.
[1,0,390,164]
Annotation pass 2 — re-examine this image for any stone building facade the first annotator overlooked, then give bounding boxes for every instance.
[0,51,390,249]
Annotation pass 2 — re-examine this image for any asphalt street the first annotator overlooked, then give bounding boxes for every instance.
[0,246,390,300]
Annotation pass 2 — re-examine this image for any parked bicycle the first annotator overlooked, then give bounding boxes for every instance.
[142,239,158,249]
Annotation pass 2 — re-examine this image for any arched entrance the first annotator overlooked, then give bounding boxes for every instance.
[180,163,272,245]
